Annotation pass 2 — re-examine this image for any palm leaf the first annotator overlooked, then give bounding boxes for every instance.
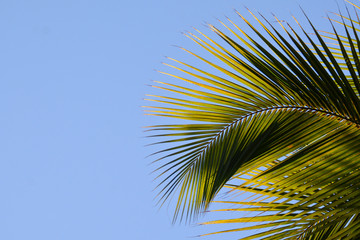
[146,1,360,239]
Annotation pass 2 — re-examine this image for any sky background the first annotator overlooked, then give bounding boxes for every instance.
[0,0,345,239]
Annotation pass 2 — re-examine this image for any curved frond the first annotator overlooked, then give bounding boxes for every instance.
[146,1,360,239]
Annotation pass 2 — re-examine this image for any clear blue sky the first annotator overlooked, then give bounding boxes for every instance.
[0,0,342,239]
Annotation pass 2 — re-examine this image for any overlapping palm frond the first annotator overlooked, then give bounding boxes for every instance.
[146,1,360,239]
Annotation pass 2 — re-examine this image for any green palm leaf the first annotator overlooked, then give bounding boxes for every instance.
[146,2,360,239]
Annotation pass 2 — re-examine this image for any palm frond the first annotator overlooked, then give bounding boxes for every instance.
[146,1,360,239]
